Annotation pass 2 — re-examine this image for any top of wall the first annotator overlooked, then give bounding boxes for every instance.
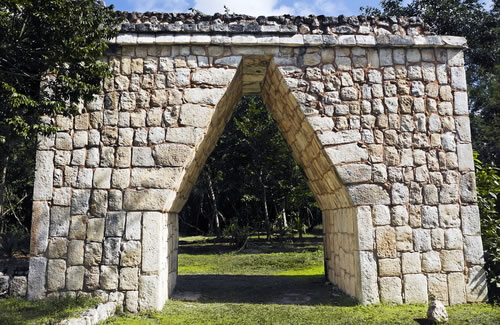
[113,12,467,48]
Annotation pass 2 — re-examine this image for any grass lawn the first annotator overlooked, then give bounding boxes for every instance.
[104,235,500,325]
[0,295,100,325]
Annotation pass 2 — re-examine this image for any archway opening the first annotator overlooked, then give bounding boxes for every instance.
[173,95,339,305]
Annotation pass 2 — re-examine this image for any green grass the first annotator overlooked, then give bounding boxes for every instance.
[106,301,500,325]
[0,295,100,325]
[178,249,324,275]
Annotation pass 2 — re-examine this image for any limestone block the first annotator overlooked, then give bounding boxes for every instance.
[112,169,130,189]
[33,151,54,200]
[391,206,409,226]
[461,205,481,236]
[9,276,27,297]
[123,189,176,211]
[358,251,380,304]
[457,143,474,171]
[413,228,432,252]
[348,184,390,205]
[404,274,428,303]
[466,266,488,302]
[132,147,155,167]
[357,206,374,250]
[107,190,122,211]
[454,92,468,115]
[192,68,235,86]
[85,242,103,267]
[115,148,131,169]
[84,266,100,291]
[30,201,50,256]
[444,229,463,250]
[423,185,439,205]
[441,250,464,272]
[48,238,68,259]
[316,130,361,145]
[392,183,409,205]
[120,268,139,290]
[121,241,142,266]
[422,206,438,228]
[105,211,126,237]
[402,252,421,274]
[103,238,121,265]
[27,257,47,299]
[66,265,85,290]
[439,204,461,228]
[126,291,139,313]
[139,275,162,311]
[376,227,396,258]
[451,67,467,90]
[373,205,390,226]
[165,127,204,146]
[47,259,66,291]
[50,206,71,237]
[463,236,484,264]
[427,274,448,304]
[153,143,194,167]
[378,258,400,277]
[71,189,91,215]
[421,251,441,273]
[69,215,87,240]
[142,212,162,272]
[184,88,225,105]
[448,272,466,305]
[130,168,182,189]
[460,172,477,203]
[67,240,85,265]
[336,164,372,184]
[90,190,108,218]
[379,277,402,304]
[125,212,142,240]
[55,132,73,150]
[100,266,119,290]
[431,228,445,250]
[395,226,412,252]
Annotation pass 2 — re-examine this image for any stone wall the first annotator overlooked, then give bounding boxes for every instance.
[27,13,487,311]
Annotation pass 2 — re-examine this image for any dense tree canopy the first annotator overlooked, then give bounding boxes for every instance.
[180,97,320,241]
[0,0,121,235]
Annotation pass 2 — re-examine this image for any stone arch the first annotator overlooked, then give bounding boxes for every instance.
[26,13,488,313]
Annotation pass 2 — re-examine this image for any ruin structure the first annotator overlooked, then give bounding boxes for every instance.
[26,13,488,311]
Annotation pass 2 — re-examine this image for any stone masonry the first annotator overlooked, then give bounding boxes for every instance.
[27,13,487,311]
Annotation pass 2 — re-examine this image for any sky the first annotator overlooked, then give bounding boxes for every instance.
[106,0,494,18]
[106,0,380,16]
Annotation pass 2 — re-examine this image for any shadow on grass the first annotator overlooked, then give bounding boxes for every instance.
[172,274,357,307]
[179,237,324,255]
[0,296,98,325]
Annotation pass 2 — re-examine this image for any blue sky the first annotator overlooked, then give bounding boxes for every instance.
[106,0,494,16]
[106,0,381,16]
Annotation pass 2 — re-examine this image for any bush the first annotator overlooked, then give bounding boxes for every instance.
[474,153,500,301]
[223,219,251,249]
[0,229,30,257]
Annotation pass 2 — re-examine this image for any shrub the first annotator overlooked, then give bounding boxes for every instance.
[475,152,500,301]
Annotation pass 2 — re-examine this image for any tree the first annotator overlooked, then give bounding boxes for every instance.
[180,97,320,242]
[0,0,121,233]
[361,0,500,166]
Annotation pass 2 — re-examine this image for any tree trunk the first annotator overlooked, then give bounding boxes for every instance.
[0,156,9,235]
[206,172,221,237]
[259,171,271,241]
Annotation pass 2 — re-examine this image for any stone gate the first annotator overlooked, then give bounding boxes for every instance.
[27,12,488,311]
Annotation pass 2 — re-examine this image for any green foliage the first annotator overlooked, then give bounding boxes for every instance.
[0,228,29,257]
[0,0,122,234]
[474,153,500,301]
[0,295,100,325]
[223,219,252,248]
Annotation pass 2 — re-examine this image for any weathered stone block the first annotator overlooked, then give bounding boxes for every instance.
[103,237,121,265]
[100,265,119,290]
[67,240,85,265]
[379,277,402,304]
[105,211,126,237]
[121,241,142,266]
[120,268,139,290]
[66,265,85,291]
[404,274,428,303]
[47,259,66,291]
